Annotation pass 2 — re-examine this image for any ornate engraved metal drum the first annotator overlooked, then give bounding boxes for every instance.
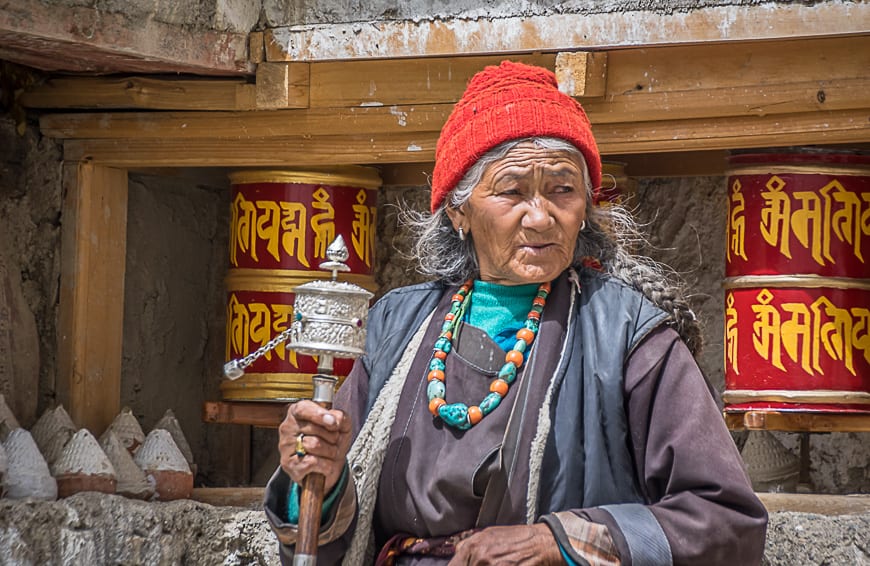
[222,168,380,400]
[290,279,372,359]
[723,148,870,414]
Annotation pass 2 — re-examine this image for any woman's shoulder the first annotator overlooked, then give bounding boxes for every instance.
[374,280,447,308]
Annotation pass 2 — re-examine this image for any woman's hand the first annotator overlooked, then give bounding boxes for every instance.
[448,524,563,565]
[278,400,352,492]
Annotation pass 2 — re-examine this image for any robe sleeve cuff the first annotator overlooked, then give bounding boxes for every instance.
[599,504,673,566]
[263,465,357,548]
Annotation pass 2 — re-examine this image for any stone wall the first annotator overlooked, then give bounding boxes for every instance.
[0,493,867,565]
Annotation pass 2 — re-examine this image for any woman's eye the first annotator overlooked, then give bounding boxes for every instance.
[554,185,575,193]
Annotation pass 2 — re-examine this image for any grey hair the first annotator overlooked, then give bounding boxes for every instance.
[400,136,703,355]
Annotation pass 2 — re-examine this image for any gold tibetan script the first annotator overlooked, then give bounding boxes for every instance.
[226,294,301,368]
[749,288,870,377]
[725,292,740,375]
[759,175,870,267]
[728,180,748,263]
[351,189,377,268]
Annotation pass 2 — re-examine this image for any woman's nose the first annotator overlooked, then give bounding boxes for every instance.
[522,198,554,230]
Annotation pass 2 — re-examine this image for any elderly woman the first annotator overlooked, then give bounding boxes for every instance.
[265,61,767,565]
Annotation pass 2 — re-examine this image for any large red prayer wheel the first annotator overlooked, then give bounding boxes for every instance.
[723,149,870,414]
[222,168,380,401]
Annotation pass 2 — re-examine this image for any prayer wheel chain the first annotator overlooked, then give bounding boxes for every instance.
[223,324,298,379]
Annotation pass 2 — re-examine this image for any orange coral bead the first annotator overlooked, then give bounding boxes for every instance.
[533,297,546,307]
[428,397,446,415]
[540,282,551,294]
[527,311,541,321]
[505,350,524,367]
[434,350,448,360]
[445,313,455,321]
[490,379,509,397]
[516,328,535,344]
[451,294,465,303]
[427,369,445,382]
[468,406,483,425]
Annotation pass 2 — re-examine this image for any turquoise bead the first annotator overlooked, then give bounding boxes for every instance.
[479,392,502,415]
[429,358,446,371]
[441,321,453,333]
[434,337,452,353]
[498,362,518,384]
[523,320,539,332]
[438,403,471,430]
[427,379,446,401]
[513,340,527,353]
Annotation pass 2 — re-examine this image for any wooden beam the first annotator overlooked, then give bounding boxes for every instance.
[57,163,128,435]
[264,2,868,61]
[191,487,266,508]
[249,31,265,64]
[757,493,870,516]
[36,37,869,133]
[725,411,870,433]
[20,77,256,111]
[202,401,288,428]
[63,133,437,167]
[40,104,451,140]
[60,108,869,167]
[308,53,555,108]
[555,52,607,98]
[255,62,310,109]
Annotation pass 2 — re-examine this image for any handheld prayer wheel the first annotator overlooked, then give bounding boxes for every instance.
[723,148,870,414]
[222,168,380,401]
[223,236,373,565]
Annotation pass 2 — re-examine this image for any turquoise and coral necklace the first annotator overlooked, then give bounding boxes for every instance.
[426,279,550,430]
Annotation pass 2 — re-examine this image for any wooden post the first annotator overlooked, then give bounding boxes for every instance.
[57,162,128,434]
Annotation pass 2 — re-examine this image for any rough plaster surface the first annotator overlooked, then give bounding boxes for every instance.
[0,493,278,565]
[261,0,821,26]
[0,115,62,427]
[37,0,258,33]
[122,171,244,486]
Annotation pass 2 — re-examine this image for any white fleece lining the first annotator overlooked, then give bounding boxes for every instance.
[342,311,434,566]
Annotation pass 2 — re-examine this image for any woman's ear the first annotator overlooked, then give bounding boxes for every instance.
[445,206,466,233]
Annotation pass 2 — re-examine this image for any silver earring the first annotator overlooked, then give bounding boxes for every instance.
[580,220,587,231]
[458,227,465,241]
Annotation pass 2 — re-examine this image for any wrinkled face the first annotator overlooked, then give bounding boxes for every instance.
[447,143,588,285]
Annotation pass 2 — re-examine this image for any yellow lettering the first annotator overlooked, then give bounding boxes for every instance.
[280,202,310,268]
[255,200,283,263]
[725,293,739,375]
[270,303,300,368]
[751,289,785,371]
[728,180,748,263]
[351,189,376,268]
[227,294,251,358]
[780,302,814,376]
[852,308,870,367]
[311,187,336,261]
[759,176,792,260]
[248,302,273,361]
[230,193,258,266]
[827,180,865,262]
[812,297,856,376]
[791,190,832,267]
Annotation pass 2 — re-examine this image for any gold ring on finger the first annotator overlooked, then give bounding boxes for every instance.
[295,433,306,458]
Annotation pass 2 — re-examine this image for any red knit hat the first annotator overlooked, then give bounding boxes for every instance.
[430,60,602,212]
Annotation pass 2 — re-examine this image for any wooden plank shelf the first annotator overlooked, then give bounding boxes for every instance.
[725,410,870,433]
[203,401,289,428]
